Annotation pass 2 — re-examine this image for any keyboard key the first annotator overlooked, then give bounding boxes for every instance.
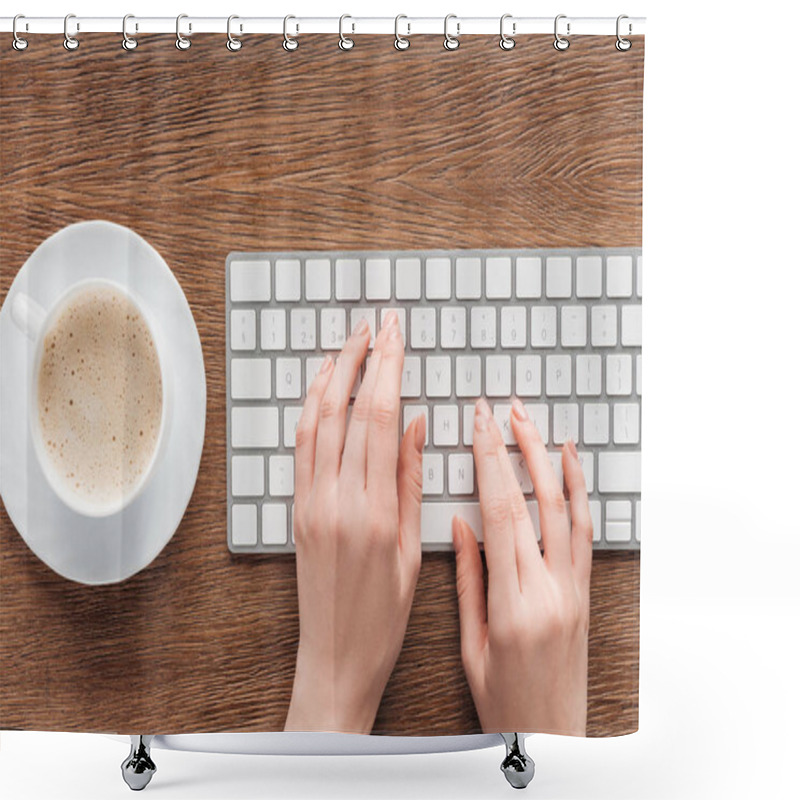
[401,357,422,398]
[275,357,302,399]
[516,355,542,397]
[531,306,557,347]
[621,305,642,346]
[493,404,516,445]
[636,255,642,298]
[232,407,279,448]
[283,406,302,448]
[232,504,258,546]
[607,256,633,298]
[305,357,325,390]
[231,260,270,302]
[577,452,594,493]
[635,500,641,541]
[396,257,421,300]
[456,355,482,397]
[546,256,572,298]
[516,257,542,299]
[350,308,376,348]
[546,355,572,396]
[320,308,346,350]
[262,503,288,546]
[613,403,640,444]
[576,256,602,298]
[583,403,610,445]
[290,309,316,351]
[426,257,451,300]
[433,405,459,447]
[605,500,632,542]
[275,259,301,302]
[403,405,429,446]
[448,454,475,495]
[441,307,467,349]
[261,309,286,351]
[335,258,361,301]
[485,355,512,397]
[423,454,444,495]
[598,452,641,493]
[365,258,391,300]
[501,306,527,349]
[552,403,579,445]
[456,257,482,300]
[305,259,331,301]
[426,356,452,398]
[230,309,256,351]
[524,403,549,444]
[461,404,476,446]
[231,358,271,400]
[486,257,512,299]
[269,455,294,497]
[591,306,617,347]
[636,354,642,396]
[510,451,533,493]
[380,308,407,345]
[410,307,437,349]
[561,306,587,347]
[471,307,497,349]
[606,354,633,396]
[421,501,482,545]
[576,354,602,396]
[231,455,265,497]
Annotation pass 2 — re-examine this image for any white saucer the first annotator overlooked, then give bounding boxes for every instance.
[0,221,206,585]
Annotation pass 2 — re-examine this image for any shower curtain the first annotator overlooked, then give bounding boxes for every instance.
[0,29,642,739]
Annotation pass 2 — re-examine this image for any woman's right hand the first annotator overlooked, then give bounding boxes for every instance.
[453,397,593,736]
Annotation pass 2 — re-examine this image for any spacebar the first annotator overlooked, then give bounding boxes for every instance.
[421,502,484,545]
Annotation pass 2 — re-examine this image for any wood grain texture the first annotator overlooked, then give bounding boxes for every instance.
[0,33,642,736]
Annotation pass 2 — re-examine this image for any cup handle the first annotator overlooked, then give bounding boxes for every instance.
[11,293,46,342]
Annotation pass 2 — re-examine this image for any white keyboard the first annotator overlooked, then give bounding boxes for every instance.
[226,250,642,553]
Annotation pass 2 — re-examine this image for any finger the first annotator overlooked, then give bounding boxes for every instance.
[313,318,371,483]
[511,398,572,573]
[366,312,405,498]
[562,439,593,591]
[340,339,383,486]
[294,354,336,510]
[453,516,488,677]
[397,414,425,561]
[472,398,523,596]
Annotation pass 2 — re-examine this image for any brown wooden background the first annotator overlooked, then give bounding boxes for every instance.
[0,34,642,737]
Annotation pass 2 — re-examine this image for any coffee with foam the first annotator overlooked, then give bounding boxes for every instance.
[36,285,163,511]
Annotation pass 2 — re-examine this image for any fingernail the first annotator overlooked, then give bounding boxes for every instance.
[475,398,490,432]
[383,310,398,329]
[354,318,369,336]
[320,354,334,374]
[414,414,426,451]
[512,397,528,421]
[566,438,578,459]
[452,518,462,554]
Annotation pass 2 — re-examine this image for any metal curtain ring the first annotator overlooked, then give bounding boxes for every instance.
[122,14,138,51]
[553,14,570,51]
[176,14,191,50]
[443,14,460,50]
[394,14,410,50]
[12,14,28,51]
[339,14,354,50]
[64,13,79,51]
[616,14,632,51]
[499,14,516,50]
[283,15,298,51]
[227,15,242,51]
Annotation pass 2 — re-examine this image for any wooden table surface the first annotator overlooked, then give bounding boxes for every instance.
[0,34,642,737]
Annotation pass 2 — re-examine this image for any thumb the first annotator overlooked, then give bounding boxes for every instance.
[453,516,487,680]
[397,414,425,559]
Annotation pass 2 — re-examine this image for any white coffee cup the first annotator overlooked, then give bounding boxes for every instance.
[10,278,171,518]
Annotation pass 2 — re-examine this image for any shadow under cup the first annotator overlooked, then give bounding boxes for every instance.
[21,279,170,518]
